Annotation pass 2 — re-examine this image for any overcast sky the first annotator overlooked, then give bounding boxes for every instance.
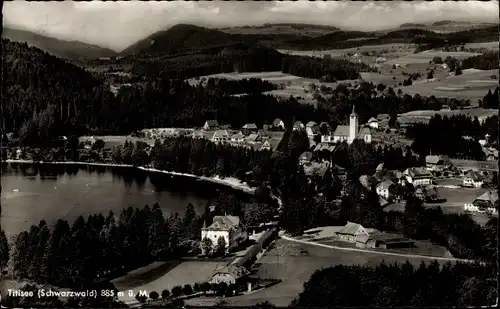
[3,0,498,52]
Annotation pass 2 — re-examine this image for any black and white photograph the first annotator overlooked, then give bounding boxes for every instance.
[0,0,499,308]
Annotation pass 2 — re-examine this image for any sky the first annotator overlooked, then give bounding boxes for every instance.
[3,0,499,52]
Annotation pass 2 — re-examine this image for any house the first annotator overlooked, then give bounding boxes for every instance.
[333,165,347,181]
[376,180,394,200]
[272,118,285,130]
[260,140,271,151]
[313,143,336,152]
[370,232,415,249]
[321,134,334,143]
[305,122,320,139]
[192,131,206,139]
[336,222,375,243]
[201,215,248,255]
[209,264,250,288]
[231,132,245,144]
[425,155,450,171]
[242,123,258,133]
[303,161,330,178]
[293,121,305,131]
[403,167,433,186]
[464,191,498,215]
[367,117,378,129]
[376,114,390,121]
[330,105,371,144]
[212,130,230,144]
[355,234,377,249]
[299,151,313,166]
[463,170,484,188]
[245,133,261,144]
[203,120,219,131]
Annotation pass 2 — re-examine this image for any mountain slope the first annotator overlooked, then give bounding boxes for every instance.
[2,27,117,60]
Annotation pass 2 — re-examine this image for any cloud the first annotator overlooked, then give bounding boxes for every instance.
[3,0,498,52]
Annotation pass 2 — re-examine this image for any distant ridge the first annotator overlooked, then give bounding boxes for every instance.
[2,27,117,60]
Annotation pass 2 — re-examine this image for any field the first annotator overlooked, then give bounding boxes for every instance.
[394,68,498,102]
[464,41,499,51]
[398,107,498,126]
[187,71,345,105]
[197,239,450,307]
[114,260,226,304]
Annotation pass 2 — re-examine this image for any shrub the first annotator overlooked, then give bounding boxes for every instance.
[135,292,147,303]
[149,291,159,300]
[193,282,201,293]
[182,284,193,295]
[217,282,228,296]
[200,282,211,294]
[171,285,183,297]
[161,289,170,299]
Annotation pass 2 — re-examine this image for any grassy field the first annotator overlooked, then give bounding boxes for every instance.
[394,68,498,101]
[464,41,499,51]
[115,260,226,304]
[211,239,449,307]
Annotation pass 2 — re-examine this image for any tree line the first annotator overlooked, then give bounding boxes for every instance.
[461,51,499,70]
[292,260,497,307]
[406,114,498,160]
[8,203,203,289]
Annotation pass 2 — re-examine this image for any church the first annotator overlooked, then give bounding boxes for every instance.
[322,105,372,144]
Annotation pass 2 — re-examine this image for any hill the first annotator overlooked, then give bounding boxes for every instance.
[2,39,117,143]
[2,27,117,60]
[121,23,499,56]
[219,23,339,36]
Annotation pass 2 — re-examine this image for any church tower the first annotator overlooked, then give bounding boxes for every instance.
[348,104,358,144]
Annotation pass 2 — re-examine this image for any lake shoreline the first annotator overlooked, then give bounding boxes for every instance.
[3,159,256,194]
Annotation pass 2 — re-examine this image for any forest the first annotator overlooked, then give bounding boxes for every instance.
[461,51,499,70]
[407,114,498,160]
[292,260,497,307]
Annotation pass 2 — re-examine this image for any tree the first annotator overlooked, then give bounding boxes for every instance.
[182,284,193,295]
[161,289,170,299]
[217,282,228,296]
[215,236,227,256]
[0,230,9,273]
[135,292,147,303]
[171,285,183,297]
[432,56,443,64]
[201,237,213,256]
[455,66,463,76]
[243,203,275,227]
[193,282,201,293]
[200,282,211,295]
[92,139,105,151]
[427,70,434,79]
[149,291,159,300]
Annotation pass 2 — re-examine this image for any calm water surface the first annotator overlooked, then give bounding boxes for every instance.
[1,163,246,237]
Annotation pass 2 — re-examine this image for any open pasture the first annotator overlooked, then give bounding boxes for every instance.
[464,41,499,51]
[394,69,498,101]
[385,50,481,65]
[219,239,449,307]
[79,135,157,149]
[115,261,225,304]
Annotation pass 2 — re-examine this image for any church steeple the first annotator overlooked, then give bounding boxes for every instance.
[349,104,358,144]
[351,104,356,116]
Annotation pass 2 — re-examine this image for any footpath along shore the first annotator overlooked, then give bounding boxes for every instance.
[3,159,256,194]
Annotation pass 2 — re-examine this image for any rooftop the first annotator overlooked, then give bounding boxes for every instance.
[203,215,240,231]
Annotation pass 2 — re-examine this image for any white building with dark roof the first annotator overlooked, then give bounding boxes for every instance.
[201,215,247,255]
[330,105,372,144]
[403,167,433,186]
[464,191,498,215]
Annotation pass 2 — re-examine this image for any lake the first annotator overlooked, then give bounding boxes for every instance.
[1,163,248,238]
